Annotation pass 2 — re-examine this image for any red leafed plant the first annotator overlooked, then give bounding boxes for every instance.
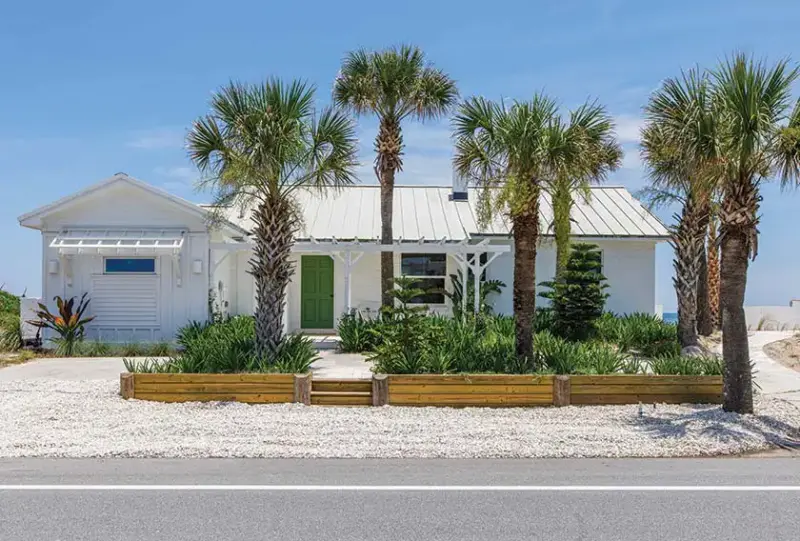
[28,294,95,356]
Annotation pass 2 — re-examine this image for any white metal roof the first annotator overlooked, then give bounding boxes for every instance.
[216,185,669,241]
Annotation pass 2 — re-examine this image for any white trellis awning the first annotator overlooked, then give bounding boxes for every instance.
[51,229,185,255]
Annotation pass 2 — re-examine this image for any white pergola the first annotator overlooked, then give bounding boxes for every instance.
[210,237,510,316]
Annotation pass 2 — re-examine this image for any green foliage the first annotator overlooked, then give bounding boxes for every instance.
[596,312,680,358]
[77,341,113,357]
[445,269,505,320]
[540,243,608,341]
[124,316,319,374]
[534,331,585,374]
[0,313,22,352]
[533,307,555,333]
[337,311,381,353]
[28,294,95,356]
[650,353,723,376]
[0,290,20,315]
[145,341,174,357]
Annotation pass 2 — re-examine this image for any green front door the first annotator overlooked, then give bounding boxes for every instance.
[300,255,335,329]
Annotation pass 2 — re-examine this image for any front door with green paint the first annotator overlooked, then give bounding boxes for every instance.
[301,255,334,329]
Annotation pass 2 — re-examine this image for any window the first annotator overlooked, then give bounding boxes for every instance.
[104,258,156,274]
[400,253,446,304]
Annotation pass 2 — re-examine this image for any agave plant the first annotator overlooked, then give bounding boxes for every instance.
[28,294,95,356]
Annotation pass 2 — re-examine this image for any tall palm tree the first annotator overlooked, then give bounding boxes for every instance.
[640,69,717,350]
[187,79,359,358]
[453,94,618,361]
[547,108,621,277]
[333,45,458,307]
[711,55,800,413]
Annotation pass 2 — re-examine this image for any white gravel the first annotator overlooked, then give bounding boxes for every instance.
[1,379,799,458]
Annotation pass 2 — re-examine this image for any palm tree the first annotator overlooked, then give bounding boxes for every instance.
[187,79,359,358]
[711,55,800,413]
[333,45,458,307]
[547,108,621,277]
[453,94,619,361]
[640,69,717,350]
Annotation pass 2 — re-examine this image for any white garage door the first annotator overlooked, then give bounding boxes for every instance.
[91,274,160,331]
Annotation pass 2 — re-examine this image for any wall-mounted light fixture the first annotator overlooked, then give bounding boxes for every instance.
[47,260,59,274]
[192,259,203,274]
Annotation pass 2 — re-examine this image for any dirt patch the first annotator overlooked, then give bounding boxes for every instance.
[763,334,800,373]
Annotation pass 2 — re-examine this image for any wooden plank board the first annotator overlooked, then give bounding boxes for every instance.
[312,380,373,393]
[389,384,554,395]
[571,394,722,405]
[387,375,554,385]
[133,374,296,384]
[570,375,723,385]
[133,393,294,403]
[134,383,294,393]
[571,384,722,395]
[311,394,372,406]
[388,393,553,405]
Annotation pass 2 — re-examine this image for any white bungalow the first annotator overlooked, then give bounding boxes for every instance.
[18,173,668,342]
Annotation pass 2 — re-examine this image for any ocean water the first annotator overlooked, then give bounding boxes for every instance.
[662,312,678,324]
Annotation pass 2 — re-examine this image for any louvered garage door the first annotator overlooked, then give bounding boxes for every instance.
[91,275,160,328]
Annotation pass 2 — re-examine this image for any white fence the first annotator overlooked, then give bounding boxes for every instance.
[745,301,800,331]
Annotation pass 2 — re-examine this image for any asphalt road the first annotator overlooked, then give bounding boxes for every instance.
[1,457,799,540]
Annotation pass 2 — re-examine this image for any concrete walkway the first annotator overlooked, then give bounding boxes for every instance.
[0,352,372,381]
[747,331,800,403]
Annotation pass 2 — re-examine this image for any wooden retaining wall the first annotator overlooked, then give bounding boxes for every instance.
[386,375,555,407]
[120,373,297,403]
[121,373,723,407]
[569,375,723,405]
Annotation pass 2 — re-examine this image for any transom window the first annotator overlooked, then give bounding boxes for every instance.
[400,253,446,304]
[104,258,156,274]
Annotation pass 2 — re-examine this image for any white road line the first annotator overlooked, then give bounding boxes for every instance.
[0,485,798,492]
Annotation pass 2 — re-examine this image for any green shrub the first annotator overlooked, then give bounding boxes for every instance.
[144,341,174,357]
[124,316,316,374]
[78,341,113,357]
[0,315,22,352]
[533,307,555,333]
[539,243,608,341]
[337,311,380,353]
[0,290,20,315]
[649,353,722,376]
[117,342,145,357]
[534,331,586,374]
[580,343,630,374]
[597,312,679,358]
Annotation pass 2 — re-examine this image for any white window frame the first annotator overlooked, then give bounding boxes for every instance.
[400,253,447,305]
[103,256,159,275]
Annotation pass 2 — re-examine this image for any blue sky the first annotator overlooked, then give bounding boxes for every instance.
[2,0,799,310]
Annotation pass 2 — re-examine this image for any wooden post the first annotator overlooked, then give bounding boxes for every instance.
[294,374,311,405]
[120,373,134,399]
[372,374,389,406]
[553,375,571,406]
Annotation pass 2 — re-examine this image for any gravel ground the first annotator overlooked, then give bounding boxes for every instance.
[1,379,799,458]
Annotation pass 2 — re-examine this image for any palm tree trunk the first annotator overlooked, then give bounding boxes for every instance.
[696,211,713,336]
[250,197,296,359]
[512,207,539,362]
[376,118,402,308]
[707,216,721,331]
[671,198,705,349]
[553,185,572,278]
[379,173,395,307]
[720,181,759,414]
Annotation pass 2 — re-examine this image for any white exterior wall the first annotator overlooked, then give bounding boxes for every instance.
[223,251,461,332]
[37,183,211,342]
[221,239,658,333]
[484,238,658,317]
